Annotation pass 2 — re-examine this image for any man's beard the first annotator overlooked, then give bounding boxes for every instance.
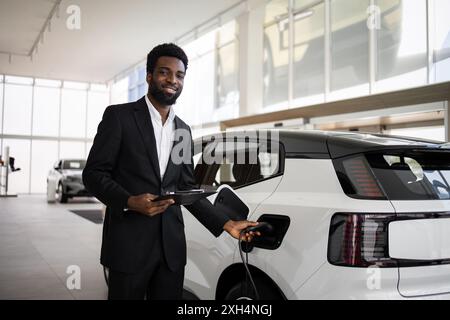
[148,80,182,106]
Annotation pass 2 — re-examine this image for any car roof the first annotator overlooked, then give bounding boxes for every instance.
[194,130,449,159]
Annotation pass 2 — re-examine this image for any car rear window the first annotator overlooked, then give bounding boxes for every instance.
[365,150,450,200]
[334,149,450,200]
[63,160,86,170]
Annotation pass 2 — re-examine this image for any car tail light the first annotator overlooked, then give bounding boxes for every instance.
[337,156,386,199]
[328,212,450,268]
[328,213,397,268]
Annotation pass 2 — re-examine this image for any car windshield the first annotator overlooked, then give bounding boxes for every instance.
[62,160,86,170]
[365,150,450,200]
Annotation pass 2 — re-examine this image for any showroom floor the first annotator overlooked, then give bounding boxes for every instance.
[0,195,108,300]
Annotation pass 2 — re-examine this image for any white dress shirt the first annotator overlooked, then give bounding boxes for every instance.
[145,95,176,180]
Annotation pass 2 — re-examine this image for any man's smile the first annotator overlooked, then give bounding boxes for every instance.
[163,86,178,94]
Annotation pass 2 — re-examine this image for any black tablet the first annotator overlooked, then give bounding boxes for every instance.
[154,189,216,206]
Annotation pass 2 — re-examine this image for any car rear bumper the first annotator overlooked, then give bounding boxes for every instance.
[291,263,450,300]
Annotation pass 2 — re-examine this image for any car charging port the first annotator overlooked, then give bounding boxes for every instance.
[242,214,290,253]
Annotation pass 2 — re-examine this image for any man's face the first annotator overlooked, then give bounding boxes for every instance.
[147,56,185,106]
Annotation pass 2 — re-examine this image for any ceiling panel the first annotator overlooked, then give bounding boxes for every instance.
[0,0,59,55]
[0,0,243,82]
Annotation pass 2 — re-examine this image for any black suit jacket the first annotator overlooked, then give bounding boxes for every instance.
[82,97,230,274]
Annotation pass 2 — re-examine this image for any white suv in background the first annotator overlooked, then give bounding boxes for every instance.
[181,130,450,300]
[47,159,91,203]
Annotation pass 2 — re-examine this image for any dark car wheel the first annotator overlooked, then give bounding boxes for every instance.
[224,278,282,300]
[57,183,68,203]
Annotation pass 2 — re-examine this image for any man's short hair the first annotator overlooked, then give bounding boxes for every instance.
[146,43,188,74]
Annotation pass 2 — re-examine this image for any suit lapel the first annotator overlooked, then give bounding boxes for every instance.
[161,116,184,187]
[133,97,161,180]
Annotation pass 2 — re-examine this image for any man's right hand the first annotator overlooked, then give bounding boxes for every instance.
[127,193,174,217]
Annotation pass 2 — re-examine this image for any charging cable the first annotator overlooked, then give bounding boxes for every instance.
[238,229,260,300]
[237,222,274,300]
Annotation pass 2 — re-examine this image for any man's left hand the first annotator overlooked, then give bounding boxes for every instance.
[223,220,261,242]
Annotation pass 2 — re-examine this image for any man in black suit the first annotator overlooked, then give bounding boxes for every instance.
[83,43,258,300]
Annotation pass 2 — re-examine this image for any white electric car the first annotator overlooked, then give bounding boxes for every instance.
[47,159,91,203]
[181,130,450,300]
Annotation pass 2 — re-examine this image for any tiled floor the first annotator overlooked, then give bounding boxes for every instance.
[0,195,108,300]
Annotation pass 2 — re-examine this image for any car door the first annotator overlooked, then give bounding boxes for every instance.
[182,133,285,299]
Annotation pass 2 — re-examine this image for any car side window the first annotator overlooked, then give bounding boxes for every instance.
[194,139,282,189]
